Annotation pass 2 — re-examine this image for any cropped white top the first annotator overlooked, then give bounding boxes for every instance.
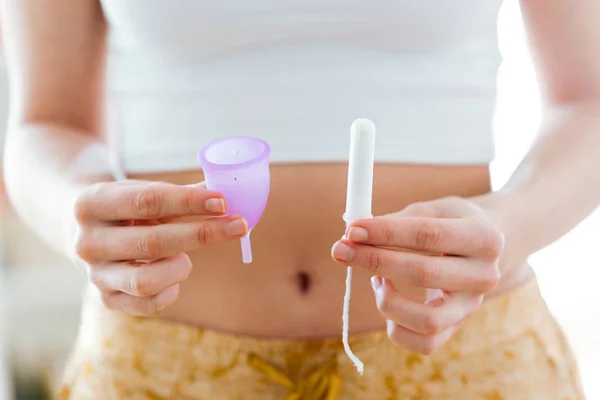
[100,0,504,173]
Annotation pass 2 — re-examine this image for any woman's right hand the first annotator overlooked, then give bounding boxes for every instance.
[73,180,248,316]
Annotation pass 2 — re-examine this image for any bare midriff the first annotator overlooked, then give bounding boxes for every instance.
[127,163,533,339]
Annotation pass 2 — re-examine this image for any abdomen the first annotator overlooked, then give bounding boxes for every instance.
[128,163,492,338]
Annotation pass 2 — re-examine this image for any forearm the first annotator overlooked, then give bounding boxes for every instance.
[474,100,600,271]
[3,123,114,258]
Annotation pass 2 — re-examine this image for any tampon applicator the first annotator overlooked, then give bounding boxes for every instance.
[198,137,271,264]
[341,118,376,374]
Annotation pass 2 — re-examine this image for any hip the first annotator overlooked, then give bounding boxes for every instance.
[60,276,583,399]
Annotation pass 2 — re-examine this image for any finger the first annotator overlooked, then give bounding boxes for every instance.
[186,181,207,189]
[372,277,478,335]
[386,319,457,355]
[101,284,180,316]
[89,254,192,297]
[76,216,248,261]
[75,181,227,222]
[332,241,500,293]
[346,216,503,259]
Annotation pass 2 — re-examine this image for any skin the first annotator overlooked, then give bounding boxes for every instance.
[332,197,504,354]
[2,0,600,357]
[73,180,249,315]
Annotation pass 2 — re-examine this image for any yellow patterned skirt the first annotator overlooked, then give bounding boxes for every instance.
[59,278,584,399]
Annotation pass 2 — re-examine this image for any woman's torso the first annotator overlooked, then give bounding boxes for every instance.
[100,0,533,338]
[128,165,531,339]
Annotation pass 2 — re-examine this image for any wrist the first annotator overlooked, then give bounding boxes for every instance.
[469,191,529,273]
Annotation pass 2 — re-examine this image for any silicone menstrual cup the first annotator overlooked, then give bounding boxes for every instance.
[198,137,271,264]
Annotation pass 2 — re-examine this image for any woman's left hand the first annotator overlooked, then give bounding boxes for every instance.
[331,196,505,354]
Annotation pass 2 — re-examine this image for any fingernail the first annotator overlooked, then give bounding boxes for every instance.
[226,217,248,237]
[205,198,226,214]
[347,227,369,242]
[371,276,383,291]
[332,242,355,261]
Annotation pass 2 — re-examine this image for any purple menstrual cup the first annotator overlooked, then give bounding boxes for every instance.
[198,137,271,264]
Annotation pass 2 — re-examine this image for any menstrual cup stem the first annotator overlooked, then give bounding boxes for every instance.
[240,232,252,264]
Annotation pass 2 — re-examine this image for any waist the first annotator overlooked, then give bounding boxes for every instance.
[65,275,574,400]
[128,163,494,252]
[126,163,529,337]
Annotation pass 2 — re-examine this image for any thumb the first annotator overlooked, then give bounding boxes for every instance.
[185,181,207,189]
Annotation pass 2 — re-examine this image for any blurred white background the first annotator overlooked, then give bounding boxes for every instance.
[0,0,598,399]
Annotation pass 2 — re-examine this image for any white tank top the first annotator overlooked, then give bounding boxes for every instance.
[100,0,504,173]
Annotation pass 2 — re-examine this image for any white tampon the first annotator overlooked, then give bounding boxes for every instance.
[341,118,376,374]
